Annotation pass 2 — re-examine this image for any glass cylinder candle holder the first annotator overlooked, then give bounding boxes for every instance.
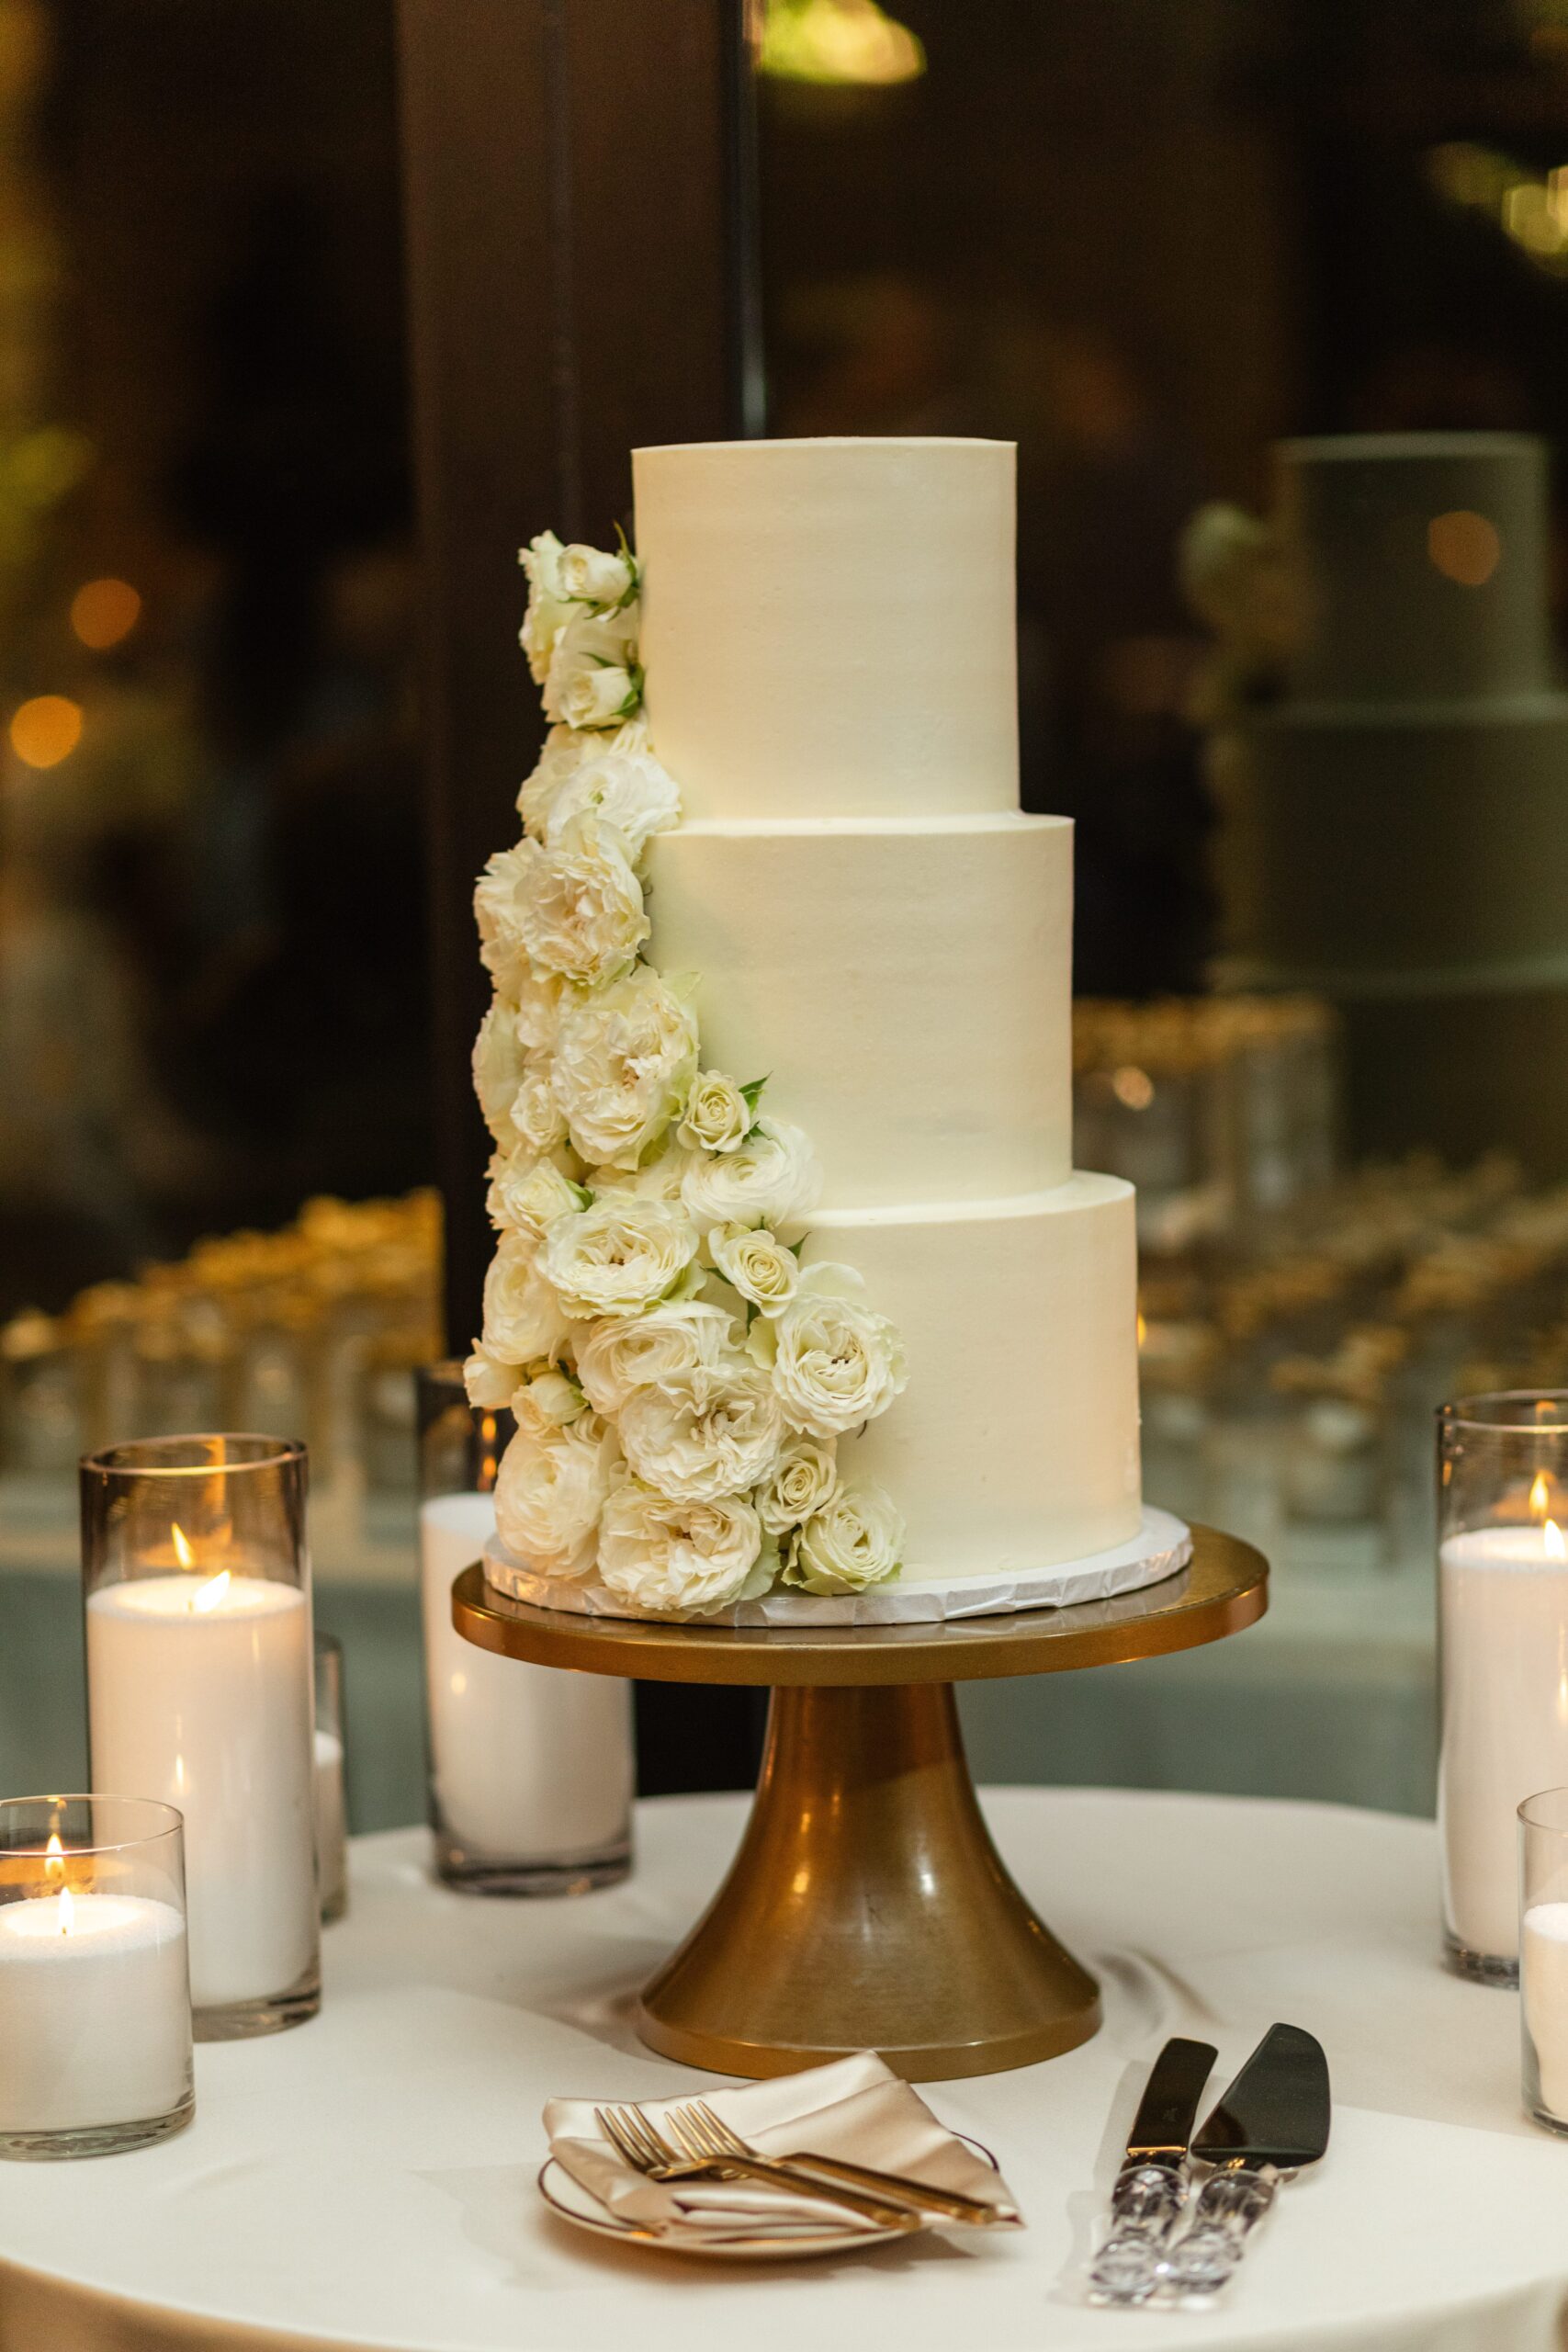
[314,1633,348,1924]
[417,1363,634,1894]
[0,1795,193,2158]
[1438,1393,1568,1984]
[81,1436,320,2038]
[1520,1788,1568,2132]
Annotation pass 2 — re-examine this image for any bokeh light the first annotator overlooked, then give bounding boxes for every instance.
[1427,511,1502,588]
[9,695,83,769]
[70,577,141,650]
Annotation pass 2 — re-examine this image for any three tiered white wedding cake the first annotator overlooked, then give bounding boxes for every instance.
[470,436,1143,1618]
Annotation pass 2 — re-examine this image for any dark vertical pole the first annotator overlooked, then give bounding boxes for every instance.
[398,0,764,1789]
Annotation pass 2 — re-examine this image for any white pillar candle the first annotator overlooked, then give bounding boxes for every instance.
[314,1727,347,1920]
[1524,1900,1568,2118]
[421,1492,632,1859]
[86,1574,317,2009]
[0,1889,189,2134]
[1440,1525,1568,1962]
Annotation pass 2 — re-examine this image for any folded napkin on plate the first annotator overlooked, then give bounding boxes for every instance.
[545,2049,1021,2242]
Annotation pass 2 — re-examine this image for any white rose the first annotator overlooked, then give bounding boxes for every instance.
[755,1435,839,1534]
[682,1116,821,1230]
[480,1230,571,1365]
[509,1065,567,1157]
[586,1145,699,1203]
[553,965,698,1170]
[513,965,564,1055]
[598,1480,762,1614]
[784,1483,905,1595]
[618,1360,784,1505]
[575,1299,737,1414]
[487,1151,586,1238]
[512,824,648,987]
[494,1403,619,1580]
[519,532,572,683]
[471,999,527,1148]
[708,1222,798,1316]
[543,747,680,861]
[463,1341,521,1410]
[558,541,637,606]
[679,1069,753,1155]
[474,843,532,996]
[515,1367,588,1426]
[751,1264,908,1436]
[541,1194,699,1320]
[545,611,641,730]
[518,724,589,836]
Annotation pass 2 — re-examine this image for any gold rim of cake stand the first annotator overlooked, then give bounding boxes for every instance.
[451,1529,1268,2081]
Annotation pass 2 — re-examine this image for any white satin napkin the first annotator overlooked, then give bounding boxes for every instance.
[545,2050,1021,2243]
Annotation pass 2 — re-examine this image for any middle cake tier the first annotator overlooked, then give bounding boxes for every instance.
[645,812,1072,1209]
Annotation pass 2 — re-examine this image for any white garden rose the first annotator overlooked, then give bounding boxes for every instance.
[486,1150,586,1238]
[544,610,640,730]
[540,1195,699,1320]
[708,1222,798,1316]
[543,747,680,861]
[784,1483,905,1596]
[494,1401,619,1581]
[585,1140,699,1202]
[751,1263,908,1437]
[511,824,648,987]
[519,533,573,683]
[512,1065,569,1156]
[515,1366,588,1426]
[473,843,532,996]
[598,1480,762,1613]
[574,1299,737,1415]
[558,541,636,606]
[552,965,699,1170]
[480,1230,571,1365]
[682,1116,820,1229]
[471,999,527,1148]
[463,1340,522,1410]
[755,1436,839,1534]
[618,1361,784,1505]
[678,1069,752,1155]
[518,724,589,835]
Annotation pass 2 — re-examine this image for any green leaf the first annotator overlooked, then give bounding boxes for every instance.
[786,1236,807,1261]
[739,1075,770,1113]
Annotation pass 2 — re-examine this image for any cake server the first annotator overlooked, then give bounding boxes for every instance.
[1086,2035,1218,2304]
[1162,2021,1331,2300]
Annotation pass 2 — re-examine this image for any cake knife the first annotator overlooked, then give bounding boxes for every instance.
[1162,2021,1331,2300]
[1086,2036,1218,2304]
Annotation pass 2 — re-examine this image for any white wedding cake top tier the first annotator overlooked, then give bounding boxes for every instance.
[635,436,1018,820]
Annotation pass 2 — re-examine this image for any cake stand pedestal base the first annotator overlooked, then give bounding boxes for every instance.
[453,1525,1266,2081]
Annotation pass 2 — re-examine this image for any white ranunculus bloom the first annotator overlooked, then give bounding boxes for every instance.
[471,999,527,1148]
[618,1361,785,1505]
[463,1341,522,1410]
[750,1263,908,1437]
[597,1480,762,1614]
[511,1065,570,1157]
[575,1300,737,1415]
[518,724,590,836]
[682,1116,821,1230]
[708,1222,798,1316]
[519,533,573,684]
[511,824,648,988]
[785,1483,905,1596]
[678,1069,751,1155]
[755,1435,839,1534]
[494,1399,619,1581]
[543,747,681,862]
[540,1195,699,1320]
[486,1150,586,1239]
[480,1230,571,1365]
[552,965,699,1170]
[545,611,640,730]
[558,542,637,606]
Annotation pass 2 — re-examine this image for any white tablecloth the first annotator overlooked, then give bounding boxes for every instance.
[1,1790,1564,2352]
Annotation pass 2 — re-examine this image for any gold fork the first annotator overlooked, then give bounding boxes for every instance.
[668,2098,1019,2228]
[594,2104,919,2232]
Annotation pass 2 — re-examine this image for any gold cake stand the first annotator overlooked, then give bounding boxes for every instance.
[452,1525,1266,2083]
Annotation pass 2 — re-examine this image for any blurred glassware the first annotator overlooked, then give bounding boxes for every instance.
[313,1632,348,1926]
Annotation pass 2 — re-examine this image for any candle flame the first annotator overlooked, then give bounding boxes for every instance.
[1532,1473,1554,1521]
[171,1521,195,1569]
[44,1832,64,1883]
[57,1883,73,1936]
[190,1568,231,1613]
[1547,1518,1565,1561]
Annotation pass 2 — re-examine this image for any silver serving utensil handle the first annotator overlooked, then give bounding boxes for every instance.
[1160,2161,1280,2299]
[1086,2160,1190,2304]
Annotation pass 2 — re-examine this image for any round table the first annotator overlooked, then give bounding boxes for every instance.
[1,1792,1565,2352]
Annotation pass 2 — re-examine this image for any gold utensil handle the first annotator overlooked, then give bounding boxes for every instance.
[712,2155,921,2230]
[780,2150,1015,2225]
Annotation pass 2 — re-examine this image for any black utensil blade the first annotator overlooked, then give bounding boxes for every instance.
[1191,2024,1331,2169]
[1126,2037,1219,2165]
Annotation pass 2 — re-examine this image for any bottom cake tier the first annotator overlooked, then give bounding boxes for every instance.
[811,1170,1142,1579]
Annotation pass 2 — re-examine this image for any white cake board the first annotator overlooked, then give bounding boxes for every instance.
[481,1505,1191,1630]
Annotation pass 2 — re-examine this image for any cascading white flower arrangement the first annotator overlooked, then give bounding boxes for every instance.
[465,526,908,1616]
